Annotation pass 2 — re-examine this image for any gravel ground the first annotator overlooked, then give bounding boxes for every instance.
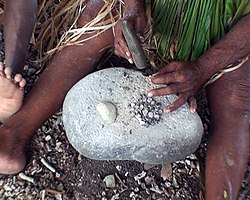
[0,27,249,200]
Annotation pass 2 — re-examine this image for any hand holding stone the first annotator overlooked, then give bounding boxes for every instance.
[114,0,147,64]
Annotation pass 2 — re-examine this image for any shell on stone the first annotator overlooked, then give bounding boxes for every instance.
[96,101,117,124]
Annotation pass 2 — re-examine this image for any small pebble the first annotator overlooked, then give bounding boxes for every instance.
[134,171,146,181]
[115,165,122,172]
[103,175,116,188]
[45,135,52,141]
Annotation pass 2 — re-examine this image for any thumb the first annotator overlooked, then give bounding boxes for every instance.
[136,33,145,43]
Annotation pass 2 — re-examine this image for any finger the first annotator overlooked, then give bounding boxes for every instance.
[114,41,132,62]
[148,83,185,97]
[114,21,123,38]
[114,23,133,60]
[114,39,133,64]
[152,62,179,76]
[150,72,179,85]
[188,96,197,113]
[114,42,126,58]
[114,21,131,59]
[137,33,145,43]
[134,23,145,43]
[164,93,189,113]
[119,37,131,57]
[134,18,146,42]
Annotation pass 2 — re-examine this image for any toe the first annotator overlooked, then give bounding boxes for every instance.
[4,67,12,79]
[0,62,3,72]
[14,74,22,83]
[19,79,26,88]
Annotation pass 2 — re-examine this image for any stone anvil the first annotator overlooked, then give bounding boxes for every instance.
[62,67,204,164]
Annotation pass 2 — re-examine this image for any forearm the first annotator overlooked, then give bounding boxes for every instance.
[197,13,250,81]
[4,0,37,73]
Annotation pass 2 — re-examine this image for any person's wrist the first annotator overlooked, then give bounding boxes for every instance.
[193,59,208,86]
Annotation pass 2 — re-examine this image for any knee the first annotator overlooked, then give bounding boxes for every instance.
[207,70,250,118]
[77,0,105,27]
[206,71,250,143]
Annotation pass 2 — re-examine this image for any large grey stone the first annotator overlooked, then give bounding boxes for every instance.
[62,67,204,164]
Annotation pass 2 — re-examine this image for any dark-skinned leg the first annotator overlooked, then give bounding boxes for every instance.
[205,60,250,200]
[0,0,37,122]
[4,0,37,73]
[0,0,114,174]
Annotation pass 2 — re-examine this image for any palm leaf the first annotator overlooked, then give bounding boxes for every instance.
[177,0,201,60]
[151,0,250,63]
[231,0,250,25]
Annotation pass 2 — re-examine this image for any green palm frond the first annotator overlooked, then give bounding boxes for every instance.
[151,0,250,62]
[231,0,250,25]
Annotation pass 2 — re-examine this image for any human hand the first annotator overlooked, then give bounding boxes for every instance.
[114,0,147,64]
[147,61,205,113]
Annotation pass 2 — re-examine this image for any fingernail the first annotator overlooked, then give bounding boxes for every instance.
[128,58,133,64]
[138,35,145,42]
[191,108,196,113]
[164,108,171,113]
[147,92,153,97]
[126,52,130,57]
[149,75,156,81]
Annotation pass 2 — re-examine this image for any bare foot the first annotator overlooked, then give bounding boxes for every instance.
[0,124,26,174]
[0,63,26,123]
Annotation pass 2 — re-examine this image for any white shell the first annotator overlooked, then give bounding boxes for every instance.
[96,101,117,124]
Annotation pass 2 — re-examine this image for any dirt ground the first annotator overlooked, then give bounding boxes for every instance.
[0,26,249,200]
